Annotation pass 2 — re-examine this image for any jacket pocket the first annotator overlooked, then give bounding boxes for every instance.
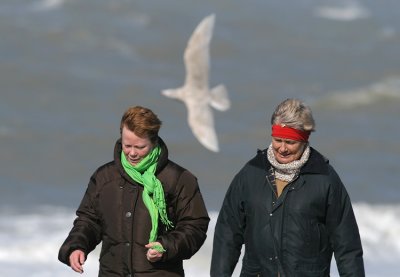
[240,257,262,276]
[304,220,327,257]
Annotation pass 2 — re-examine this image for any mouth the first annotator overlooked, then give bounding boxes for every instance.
[128,157,140,164]
[277,152,290,158]
[277,154,293,162]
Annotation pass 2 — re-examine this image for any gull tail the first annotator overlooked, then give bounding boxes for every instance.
[209,84,230,111]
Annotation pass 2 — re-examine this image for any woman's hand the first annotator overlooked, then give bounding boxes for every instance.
[69,249,86,274]
[145,242,165,262]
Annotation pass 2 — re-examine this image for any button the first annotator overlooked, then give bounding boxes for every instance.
[125,242,130,247]
[275,256,278,259]
[126,275,131,277]
[269,213,273,216]
[125,212,132,218]
[269,257,273,261]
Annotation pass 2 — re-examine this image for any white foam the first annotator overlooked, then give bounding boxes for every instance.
[31,0,65,11]
[0,203,399,276]
[314,1,370,21]
[312,77,400,109]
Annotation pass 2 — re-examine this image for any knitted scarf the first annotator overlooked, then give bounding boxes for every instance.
[267,143,310,182]
[120,146,173,252]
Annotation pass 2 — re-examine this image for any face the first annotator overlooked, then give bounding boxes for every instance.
[121,126,154,166]
[271,136,306,164]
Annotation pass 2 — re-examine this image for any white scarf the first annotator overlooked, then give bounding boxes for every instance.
[267,143,310,182]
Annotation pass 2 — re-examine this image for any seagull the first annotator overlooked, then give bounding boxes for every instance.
[161,14,230,152]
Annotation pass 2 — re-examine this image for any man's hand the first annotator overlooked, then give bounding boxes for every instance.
[69,249,86,274]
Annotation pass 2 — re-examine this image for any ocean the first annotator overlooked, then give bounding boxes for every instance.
[1,0,400,276]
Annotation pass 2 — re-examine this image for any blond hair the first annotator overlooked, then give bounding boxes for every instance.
[271,98,315,132]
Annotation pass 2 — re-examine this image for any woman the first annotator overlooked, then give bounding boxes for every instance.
[59,106,210,276]
[211,98,364,276]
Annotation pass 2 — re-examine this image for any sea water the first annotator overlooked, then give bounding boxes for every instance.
[1,0,400,276]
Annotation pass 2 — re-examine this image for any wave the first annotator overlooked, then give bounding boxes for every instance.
[0,203,399,276]
[311,77,400,109]
[313,0,370,21]
[31,0,65,12]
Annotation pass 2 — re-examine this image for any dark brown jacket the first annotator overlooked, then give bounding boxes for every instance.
[59,138,210,276]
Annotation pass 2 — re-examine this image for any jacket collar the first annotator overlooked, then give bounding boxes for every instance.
[299,147,330,175]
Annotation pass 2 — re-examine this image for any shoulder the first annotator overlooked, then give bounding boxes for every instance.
[89,160,121,186]
[238,149,268,177]
[227,150,267,191]
[301,148,345,187]
[157,161,203,202]
[158,160,197,187]
[301,147,331,175]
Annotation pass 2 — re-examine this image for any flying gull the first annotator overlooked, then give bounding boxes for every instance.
[162,14,230,152]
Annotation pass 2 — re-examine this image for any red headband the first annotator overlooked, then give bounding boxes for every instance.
[272,124,310,142]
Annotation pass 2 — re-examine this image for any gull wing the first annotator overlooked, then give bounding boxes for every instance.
[187,103,219,152]
[183,14,215,89]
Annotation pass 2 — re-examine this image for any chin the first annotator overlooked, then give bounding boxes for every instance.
[277,157,294,164]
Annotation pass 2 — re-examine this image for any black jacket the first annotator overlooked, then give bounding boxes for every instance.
[211,147,364,277]
[59,138,210,276]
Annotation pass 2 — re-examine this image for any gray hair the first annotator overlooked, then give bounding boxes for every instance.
[270,98,315,132]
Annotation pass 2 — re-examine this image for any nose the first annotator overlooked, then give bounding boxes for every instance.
[129,148,137,157]
[279,142,287,152]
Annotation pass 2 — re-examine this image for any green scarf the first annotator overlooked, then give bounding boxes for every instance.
[121,145,173,252]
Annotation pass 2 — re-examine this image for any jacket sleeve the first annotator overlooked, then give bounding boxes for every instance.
[326,166,365,277]
[58,173,102,265]
[159,170,210,261]
[210,171,245,277]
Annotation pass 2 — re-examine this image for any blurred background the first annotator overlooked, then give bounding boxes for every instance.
[1,0,400,276]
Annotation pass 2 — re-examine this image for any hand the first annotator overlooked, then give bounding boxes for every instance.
[145,242,164,262]
[69,249,86,274]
